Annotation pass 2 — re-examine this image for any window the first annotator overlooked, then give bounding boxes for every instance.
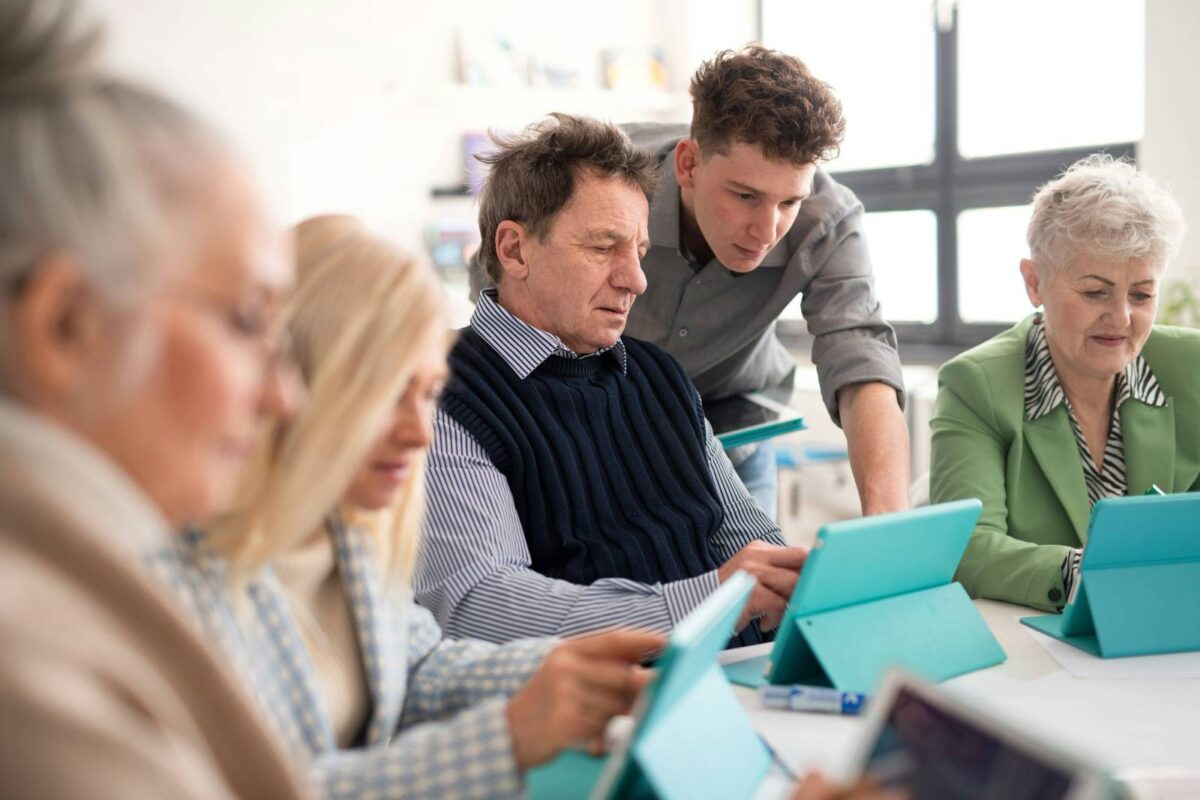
[782,209,938,324]
[957,205,1033,323]
[761,0,936,172]
[762,0,1143,352]
[957,0,1144,159]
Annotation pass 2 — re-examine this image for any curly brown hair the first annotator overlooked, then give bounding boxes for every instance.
[689,44,845,166]
[477,113,660,284]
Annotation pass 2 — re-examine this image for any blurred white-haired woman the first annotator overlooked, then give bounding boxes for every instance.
[0,1,306,797]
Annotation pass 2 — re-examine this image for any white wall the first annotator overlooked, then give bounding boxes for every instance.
[95,1,1194,269]
[1142,0,1200,282]
[97,0,739,253]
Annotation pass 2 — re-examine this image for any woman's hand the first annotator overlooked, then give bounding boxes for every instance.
[505,629,665,770]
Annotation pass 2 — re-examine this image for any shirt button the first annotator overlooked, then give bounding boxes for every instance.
[678,328,689,337]
[1048,588,1063,603]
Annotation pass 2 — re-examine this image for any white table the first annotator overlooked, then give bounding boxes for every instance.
[721,599,1200,783]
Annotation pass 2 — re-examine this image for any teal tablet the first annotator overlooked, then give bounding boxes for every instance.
[529,571,771,800]
[593,570,771,799]
[1022,492,1200,658]
[706,392,806,450]
[725,499,1006,693]
[782,499,984,617]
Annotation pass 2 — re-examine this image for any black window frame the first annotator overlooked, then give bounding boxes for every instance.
[760,1,1137,359]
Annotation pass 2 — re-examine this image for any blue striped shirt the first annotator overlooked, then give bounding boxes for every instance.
[415,290,785,642]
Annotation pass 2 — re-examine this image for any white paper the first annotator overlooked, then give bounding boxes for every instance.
[1021,618,1200,679]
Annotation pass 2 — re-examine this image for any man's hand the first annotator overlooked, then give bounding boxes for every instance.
[718,540,808,631]
[505,629,665,770]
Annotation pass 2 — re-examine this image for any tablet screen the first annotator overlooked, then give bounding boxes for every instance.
[704,395,784,437]
[862,685,1078,799]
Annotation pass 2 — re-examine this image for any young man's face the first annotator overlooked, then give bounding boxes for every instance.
[676,140,817,272]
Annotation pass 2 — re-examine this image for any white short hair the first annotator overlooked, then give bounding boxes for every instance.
[0,0,225,311]
[1026,154,1185,273]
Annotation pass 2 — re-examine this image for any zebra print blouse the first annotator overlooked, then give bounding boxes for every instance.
[1023,316,1166,604]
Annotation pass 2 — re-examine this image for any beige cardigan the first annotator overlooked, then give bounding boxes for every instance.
[0,400,310,800]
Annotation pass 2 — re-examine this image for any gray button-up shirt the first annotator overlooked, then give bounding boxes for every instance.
[622,123,905,425]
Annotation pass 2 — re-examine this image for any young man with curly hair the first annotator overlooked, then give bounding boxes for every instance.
[623,44,910,520]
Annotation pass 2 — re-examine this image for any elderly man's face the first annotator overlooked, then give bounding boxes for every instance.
[1023,254,1162,386]
[510,173,649,354]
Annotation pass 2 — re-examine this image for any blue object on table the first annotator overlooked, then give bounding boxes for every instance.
[1021,493,1200,658]
[723,499,1006,694]
[759,684,867,715]
[528,571,771,800]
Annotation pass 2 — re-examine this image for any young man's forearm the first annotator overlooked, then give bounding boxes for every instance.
[838,381,911,515]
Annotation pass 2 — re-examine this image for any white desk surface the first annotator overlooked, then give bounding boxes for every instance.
[720,599,1200,782]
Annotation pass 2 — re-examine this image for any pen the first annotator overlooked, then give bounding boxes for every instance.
[1143,484,1165,496]
[759,684,867,715]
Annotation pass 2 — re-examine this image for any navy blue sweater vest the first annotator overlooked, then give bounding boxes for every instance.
[444,329,766,647]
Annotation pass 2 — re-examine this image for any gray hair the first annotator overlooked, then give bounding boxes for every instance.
[477,113,659,284]
[0,0,226,311]
[1027,154,1185,273]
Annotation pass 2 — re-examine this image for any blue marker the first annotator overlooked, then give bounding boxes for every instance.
[759,684,867,715]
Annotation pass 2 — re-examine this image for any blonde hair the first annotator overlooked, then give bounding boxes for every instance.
[210,215,448,583]
[1027,154,1185,274]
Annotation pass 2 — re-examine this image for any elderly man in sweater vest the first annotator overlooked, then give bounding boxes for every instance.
[415,114,807,647]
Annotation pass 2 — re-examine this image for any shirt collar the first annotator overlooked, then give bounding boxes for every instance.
[648,163,682,251]
[646,163,790,270]
[470,289,628,379]
[0,396,170,557]
[1023,316,1166,421]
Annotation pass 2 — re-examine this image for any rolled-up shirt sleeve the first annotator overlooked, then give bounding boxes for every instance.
[800,203,906,425]
[414,411,719,643]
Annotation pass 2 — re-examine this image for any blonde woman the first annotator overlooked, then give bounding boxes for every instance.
[155,215,663,799]
[0,0,306,797]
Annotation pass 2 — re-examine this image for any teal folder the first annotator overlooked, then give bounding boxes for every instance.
[529,572,771,800]
[1021,493,1200,658]
[724,500,1006,694]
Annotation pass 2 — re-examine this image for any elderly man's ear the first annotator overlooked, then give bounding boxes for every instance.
[495,221,530,281]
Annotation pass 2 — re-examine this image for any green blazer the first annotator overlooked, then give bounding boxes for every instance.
[931,314,1200,611]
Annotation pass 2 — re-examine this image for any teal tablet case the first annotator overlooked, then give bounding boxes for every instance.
[526,750,607,800]
[1021,493,1200,658]
[529,572,771,800]
[709,393,807,451]
[716,416,806,450]
[724,500,1006,694]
